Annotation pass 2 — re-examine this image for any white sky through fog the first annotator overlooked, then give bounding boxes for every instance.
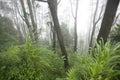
[58,0,91,36]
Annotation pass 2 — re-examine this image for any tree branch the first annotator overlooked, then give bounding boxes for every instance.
[95,4,104,25]
[57,0,61,5]
[112,13,120,26]
[69,0,75,19]
[93,0,99,25]
[36,0,47,3]
[16,4,25,21]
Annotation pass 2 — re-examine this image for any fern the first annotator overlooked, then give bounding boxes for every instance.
[66,41,120,80]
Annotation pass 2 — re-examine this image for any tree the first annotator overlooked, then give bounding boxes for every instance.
[73,0,79,52]
[70,0,79,52]
[36,0,69,68]
[12,0,25,44]
[19,0,40,42]
[48,0,69,69]
[97,0,120,43]
[89,0,104,47]
[27,0,38,42]
[19,0,34,41]
[50,0,57,51]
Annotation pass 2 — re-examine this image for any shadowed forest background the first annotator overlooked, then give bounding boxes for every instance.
[0,0,120,80]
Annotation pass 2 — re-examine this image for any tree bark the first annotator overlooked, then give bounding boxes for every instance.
[48,0,69,68]
[19,0,34,41]
[52,0,57,51]
[97,0,120,43]
[73,0,79,52]
[50,22,56,51]
[27,0,38,42]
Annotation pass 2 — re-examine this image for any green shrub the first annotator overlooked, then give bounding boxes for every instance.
[110,24,120,43]
[66,41,120,80]
[1,37,120,80]
[0,37,66,80]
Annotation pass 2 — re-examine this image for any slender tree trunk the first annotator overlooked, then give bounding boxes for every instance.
[73,0,79,52]
[50,22,56,51]
[89,0,99,47]
[48,0,69,68]
[27,0,38,42]
[97,0,120,43]
[89,0,105,47]
[52,0,57,51]
[19,0,33,41]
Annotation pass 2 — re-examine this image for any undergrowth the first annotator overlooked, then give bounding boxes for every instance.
[0,37,120,80]
[66,41,120,80]
[0,37,66,80]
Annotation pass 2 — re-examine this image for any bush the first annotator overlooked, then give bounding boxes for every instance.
[66,41,120,80]
[0,38,66,80]
[0,37,120,80]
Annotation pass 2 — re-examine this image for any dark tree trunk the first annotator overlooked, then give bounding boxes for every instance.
[52,0,57,52]
[97,0,120,43]
[50,22,56,51]
[48,0,69,69]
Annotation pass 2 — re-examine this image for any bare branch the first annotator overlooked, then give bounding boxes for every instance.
[99,4,104,18]
[16,3,25,21]
[93,0,99,25]
[69,0,75,19]
[18,10,25,21]
[57,0,61,5]
[112,13,120,26]
[95,4,104,25]
[36,0,47,2]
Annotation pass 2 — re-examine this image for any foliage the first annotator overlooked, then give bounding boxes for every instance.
[0,30,120,80]
[0,37,66,80]
[110,24,120,43]
[66,41,120,80]
[0,16,18,51]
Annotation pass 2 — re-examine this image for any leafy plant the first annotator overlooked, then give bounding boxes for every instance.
[0,37,66,80]
[0,36,120,80]
[66,41,120,80]
[110,24,120,42]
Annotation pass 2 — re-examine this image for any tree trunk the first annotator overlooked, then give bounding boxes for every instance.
[73,0,79,52]
[97,0,119,43]
[19,0,33,41]
[48,0,69,69]
[89,0,99,47]
[27,0,38,42]
[50,22,56,51]
[52,0,57,51]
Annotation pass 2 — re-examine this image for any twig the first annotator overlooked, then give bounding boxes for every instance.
[36,0,47,3]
